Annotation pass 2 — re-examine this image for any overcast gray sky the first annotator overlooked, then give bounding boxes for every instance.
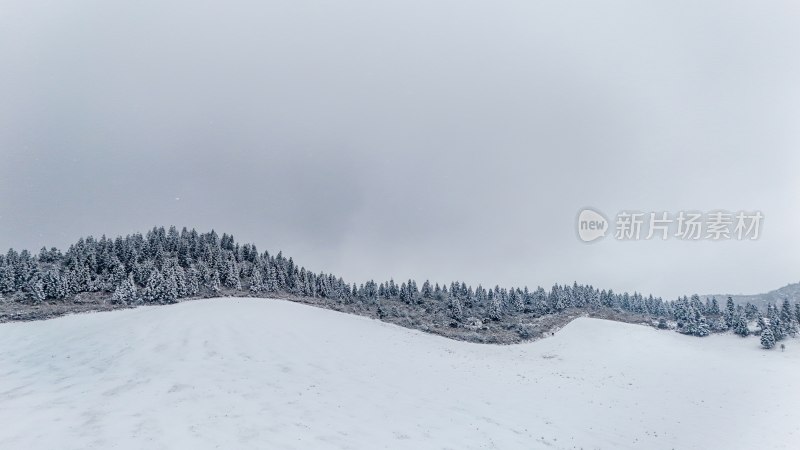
[2,0,799,299]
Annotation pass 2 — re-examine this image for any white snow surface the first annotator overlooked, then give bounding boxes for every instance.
[1,297,798,450]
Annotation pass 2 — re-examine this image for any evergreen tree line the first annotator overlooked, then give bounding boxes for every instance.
[1,226,797,346]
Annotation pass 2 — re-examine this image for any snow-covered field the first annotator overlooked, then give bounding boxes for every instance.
[1,298,797,450]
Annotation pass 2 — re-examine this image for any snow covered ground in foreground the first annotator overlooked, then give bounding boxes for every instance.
[1,298,798,450]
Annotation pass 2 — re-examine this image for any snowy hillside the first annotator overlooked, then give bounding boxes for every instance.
[707,281,800,308]
[1,298,797,450]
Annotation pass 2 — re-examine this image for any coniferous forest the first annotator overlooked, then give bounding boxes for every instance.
[1,226,797,345]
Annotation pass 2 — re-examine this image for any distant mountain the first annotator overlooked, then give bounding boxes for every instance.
[704,282,800,308]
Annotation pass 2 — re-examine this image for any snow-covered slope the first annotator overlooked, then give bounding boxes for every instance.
[0,298,797,450]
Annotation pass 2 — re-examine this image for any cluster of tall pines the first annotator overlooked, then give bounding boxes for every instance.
[1,226,797,346]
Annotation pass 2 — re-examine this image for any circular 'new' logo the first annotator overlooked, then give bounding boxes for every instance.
[577,208,608,243]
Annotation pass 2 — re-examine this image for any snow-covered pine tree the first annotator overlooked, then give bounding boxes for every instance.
[488,293,501,321]
[680,306,710,337]
[56,272,71,299]
[290,269,301,295]
[588,289,601,309]
[305,274,315,297]
[768,303,785,340]
[693,313,710,337]
[421,280,432,299]
[162,268,178,304]
[376,299,386,319]
[761,327,776,349]
[174,266,188,297]
[43,270,61,299]
[112,275,134,305]
[532,287,548,316]
[733,314,750,337]
[30,279,45,303]
[110,260,127,285]
[265,265,278,292]
[708,297,721,316]
[224,258,241,290]
[450,295,463,322]
[554,284,569,311]
[757,315,768,334]
[142,269,165,304]
[744,302,759,320]
[780,300,796,337]
[186,268,200,296]
[250,266,263,294]
[276,261,287,291]
[510,289,524,313]
[397,282,406,303]
[0,264,16,293]
[725,296,736,328]
[208,270,221,293]
[111,283,126,305]
[795,303,800,328]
